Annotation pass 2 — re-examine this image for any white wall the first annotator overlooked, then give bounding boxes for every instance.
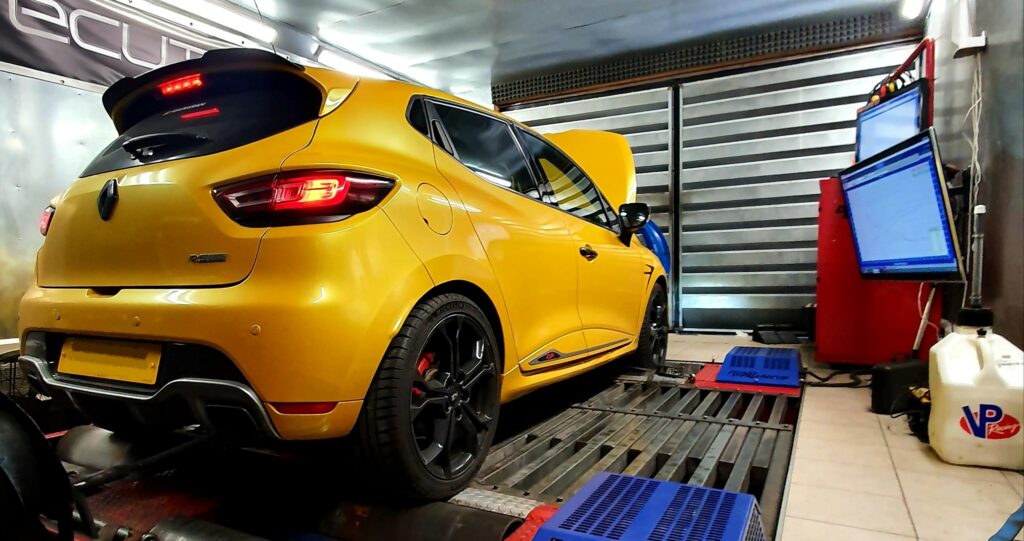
[0,71,116,338]
[927,0,1024,346]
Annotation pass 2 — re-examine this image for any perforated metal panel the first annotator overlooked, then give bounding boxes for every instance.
[492,11,919,105]
[504,88,673,241]
[677,43,918,329]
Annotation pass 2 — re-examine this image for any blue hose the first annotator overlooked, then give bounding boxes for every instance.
[637,221,671,273]
[990,502,1024,541]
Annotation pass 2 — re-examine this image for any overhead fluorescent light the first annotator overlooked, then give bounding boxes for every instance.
[900,0,926,19]
[170,0,277,43]
[317,49,391,79]
[110,0,258,48]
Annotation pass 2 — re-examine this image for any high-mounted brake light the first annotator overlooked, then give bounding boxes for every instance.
[39,206,55,236]
[180,107,220,120]
[159,73,203,95]
[212,170,396,227]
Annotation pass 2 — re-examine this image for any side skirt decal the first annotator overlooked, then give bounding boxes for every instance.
[529,338,630,366]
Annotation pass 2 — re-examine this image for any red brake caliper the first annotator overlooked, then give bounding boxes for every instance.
[412,352,435,397]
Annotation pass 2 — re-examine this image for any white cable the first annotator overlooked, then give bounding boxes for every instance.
[918,282,940,338]
[960,54,984,308]
[251,0,277,56]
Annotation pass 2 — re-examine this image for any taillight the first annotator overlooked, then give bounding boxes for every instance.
[273,175,349,210]
[159,73,203,95]
[39,206,55,236]
[213,170,395,227]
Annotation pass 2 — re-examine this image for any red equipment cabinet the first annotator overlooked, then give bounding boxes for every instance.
[815,177,942,365]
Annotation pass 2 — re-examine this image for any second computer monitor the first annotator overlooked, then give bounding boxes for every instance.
[856,79,927,162]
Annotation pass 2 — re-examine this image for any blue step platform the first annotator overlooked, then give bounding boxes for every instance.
[715,346,801,388]
[535,472,764,541]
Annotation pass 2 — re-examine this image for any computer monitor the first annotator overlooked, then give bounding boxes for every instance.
[856,79,927,161]
[838,128,964,282]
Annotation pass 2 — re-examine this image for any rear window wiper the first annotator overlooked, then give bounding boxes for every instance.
[122,132,207,161]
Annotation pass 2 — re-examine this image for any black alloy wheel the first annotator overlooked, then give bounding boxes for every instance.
[630,283,670,369]
[410,313,497,479]
[649,291,669,367]
[358,293,500,500]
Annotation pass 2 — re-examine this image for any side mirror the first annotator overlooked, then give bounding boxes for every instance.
[618,203,650,244]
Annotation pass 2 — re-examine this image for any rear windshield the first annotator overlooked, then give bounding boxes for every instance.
[81,70,323,177]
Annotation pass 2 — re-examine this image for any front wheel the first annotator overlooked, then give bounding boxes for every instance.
[357,293,500,500]
[629,283,669,369]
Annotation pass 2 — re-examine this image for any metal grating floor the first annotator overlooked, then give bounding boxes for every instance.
[473,379,798,537]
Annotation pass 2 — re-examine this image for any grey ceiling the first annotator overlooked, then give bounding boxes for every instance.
[251,0,902,103]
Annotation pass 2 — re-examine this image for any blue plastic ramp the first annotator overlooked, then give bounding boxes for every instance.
[716,346,801,388]
[535,472,764,541]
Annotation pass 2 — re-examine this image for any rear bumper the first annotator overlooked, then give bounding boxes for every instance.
[21,354,365,440]
[17,209,435,440]
[20,355,281,437]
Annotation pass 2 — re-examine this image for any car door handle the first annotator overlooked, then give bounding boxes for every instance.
[579,245,598,261]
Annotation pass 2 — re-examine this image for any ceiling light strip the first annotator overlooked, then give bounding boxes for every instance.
[316,49,391,79]
[105,0,272,49]
[171,0,277,43]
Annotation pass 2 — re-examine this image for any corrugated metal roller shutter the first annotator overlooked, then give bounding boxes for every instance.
[504,88,673,234]
[677,43,918,329]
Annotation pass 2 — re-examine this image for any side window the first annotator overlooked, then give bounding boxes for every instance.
[407,98,429,137]
[431,103,541,199]
[519,130,619,230]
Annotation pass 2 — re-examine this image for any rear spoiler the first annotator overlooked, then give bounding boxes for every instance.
[545,130,637,210]
[102,49,310,132]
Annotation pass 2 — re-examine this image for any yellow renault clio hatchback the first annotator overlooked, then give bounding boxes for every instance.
[19,49,668,499]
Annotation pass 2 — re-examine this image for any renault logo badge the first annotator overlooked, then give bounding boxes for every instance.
[97,179,118,221]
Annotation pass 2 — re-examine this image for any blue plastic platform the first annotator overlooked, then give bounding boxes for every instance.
[715,346,801,388]
[535,472,764,541]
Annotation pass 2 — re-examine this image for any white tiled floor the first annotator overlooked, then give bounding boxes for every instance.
[665,334,1024,541]
[665,332,755,363]
[783,383,1024,541]
[666,332,813,365]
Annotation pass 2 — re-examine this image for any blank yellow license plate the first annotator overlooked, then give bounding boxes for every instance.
[59,338,161,385]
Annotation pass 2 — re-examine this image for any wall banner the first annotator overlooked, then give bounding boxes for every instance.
[1,0,216,86]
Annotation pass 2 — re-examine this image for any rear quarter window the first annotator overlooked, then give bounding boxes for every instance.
[431,103,539,199]
[82,70,323,177]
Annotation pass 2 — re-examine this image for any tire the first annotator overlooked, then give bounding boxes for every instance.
[357,293,500,501]
[629,283,669,369]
